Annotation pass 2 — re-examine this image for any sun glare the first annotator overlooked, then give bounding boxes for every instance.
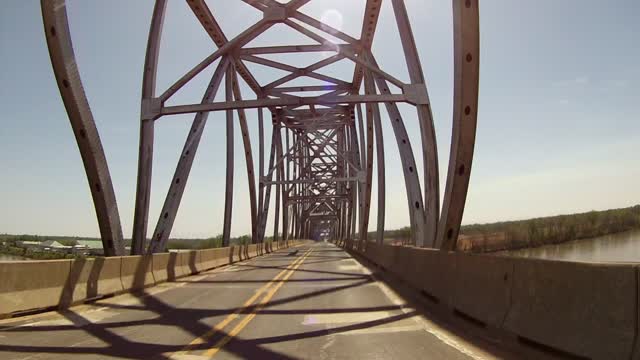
[320,9,343,33]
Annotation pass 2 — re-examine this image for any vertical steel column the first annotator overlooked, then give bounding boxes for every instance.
[273,122,284,242]
[355,105,366,248]
[337,128,346,242]
[294,132,301,239]
[283,128,290,241]
[222,66,234,246]
[257,121,278,243]
[257,107,264,240]
[231,72,258,243]
[348,117,362,249]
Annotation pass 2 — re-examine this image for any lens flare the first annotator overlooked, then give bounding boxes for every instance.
[320,9,343,33]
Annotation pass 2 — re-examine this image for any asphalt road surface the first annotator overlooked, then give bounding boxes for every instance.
[0,242,510,359]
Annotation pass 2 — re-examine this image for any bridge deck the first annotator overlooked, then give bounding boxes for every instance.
[0,243,506,359]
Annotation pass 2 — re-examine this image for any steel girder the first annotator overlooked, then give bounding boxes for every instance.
[41,0,480,255]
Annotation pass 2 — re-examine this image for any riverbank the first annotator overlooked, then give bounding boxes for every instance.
[457,205,640,253]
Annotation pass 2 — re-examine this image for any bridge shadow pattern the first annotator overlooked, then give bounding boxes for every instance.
[0,245,509,359]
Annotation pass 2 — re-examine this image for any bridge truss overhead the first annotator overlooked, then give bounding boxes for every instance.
[42,0,479,255]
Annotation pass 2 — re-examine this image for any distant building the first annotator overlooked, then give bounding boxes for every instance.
[75,240,104,256]
[17,240,72,253]
[40,240,72,253]
[72,243,90,255]
[15,239,108,256]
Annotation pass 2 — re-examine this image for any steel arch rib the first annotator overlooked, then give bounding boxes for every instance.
[131,0,167,254]
[365,74,386,246]
[371,70,427,247]
[348,120,362,249]
[41,0,125,256]
[360,73,376,250]
[437,0,481,250]
[390,0,440,247]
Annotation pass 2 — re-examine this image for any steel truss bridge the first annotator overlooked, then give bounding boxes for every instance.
[42,0,479,256]
[1,2,633,359]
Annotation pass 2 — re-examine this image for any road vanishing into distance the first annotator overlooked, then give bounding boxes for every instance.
[0,242,510,359]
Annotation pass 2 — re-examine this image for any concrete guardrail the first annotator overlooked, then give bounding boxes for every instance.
[0,239,305,318]
[346,241,637,360]
[0,259,72,315]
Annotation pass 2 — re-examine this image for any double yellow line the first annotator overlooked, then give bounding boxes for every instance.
[173,248,313,358]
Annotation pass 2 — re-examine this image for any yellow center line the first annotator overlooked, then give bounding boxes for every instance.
[172,248,310,356]
[205,248,313,357]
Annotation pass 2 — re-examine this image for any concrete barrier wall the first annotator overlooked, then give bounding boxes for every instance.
[151,253,177,283]
[504,259,636,359]
[0,241,303,317]
[451,252,514,328]
[176,251,199,276]
[229,245,236,263]
[231,244,248,262]
[67,257,124,305]
[237,244,247,261]
[247,244,257,258]
[348,242,638,360]
[399,247,452,304]
[199,247,230,270]
[0,260,72,315]
[120,255,154,291]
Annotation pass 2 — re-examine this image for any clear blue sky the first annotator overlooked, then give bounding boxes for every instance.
[1,0,638,238]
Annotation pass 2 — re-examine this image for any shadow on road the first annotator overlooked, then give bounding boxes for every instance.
[0,244,516,359]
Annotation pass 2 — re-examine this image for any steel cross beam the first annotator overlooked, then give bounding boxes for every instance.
[41,0,479,255]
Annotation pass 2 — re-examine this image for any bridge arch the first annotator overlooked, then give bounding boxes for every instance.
[41,0,480,255]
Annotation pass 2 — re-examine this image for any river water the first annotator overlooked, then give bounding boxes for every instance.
[2,231,639,263]
[505,229,640,263]
[0,254,29,261]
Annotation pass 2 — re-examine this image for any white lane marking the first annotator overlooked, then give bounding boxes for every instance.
[331,324,424,336]
[337,265,361,271]
[303,311,392,325]
[1,304,119,332]
[348,250,489,360]
[169,355,209,360]
[18,310,122,328]
[320,333,336,350]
